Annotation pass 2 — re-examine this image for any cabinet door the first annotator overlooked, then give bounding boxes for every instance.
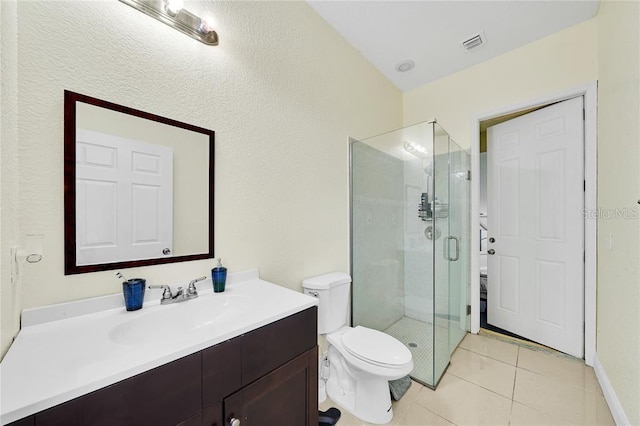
[35,352,201,426]
[224,348,318,426]
[242,307,317,386]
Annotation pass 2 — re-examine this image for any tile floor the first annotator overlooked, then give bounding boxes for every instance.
[320,332,615,425]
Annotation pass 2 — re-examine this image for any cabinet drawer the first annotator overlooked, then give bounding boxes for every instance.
[241,307,317,385]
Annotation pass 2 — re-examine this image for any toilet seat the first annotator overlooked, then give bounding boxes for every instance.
[342,326,412,368]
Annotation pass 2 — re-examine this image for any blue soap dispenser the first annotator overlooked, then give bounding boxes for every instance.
[212,258,227,293]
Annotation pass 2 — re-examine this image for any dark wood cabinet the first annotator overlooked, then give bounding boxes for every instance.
[223,348,318,426]
[5,417,34,426]
[7,307,317,426]
[203,308,318,426]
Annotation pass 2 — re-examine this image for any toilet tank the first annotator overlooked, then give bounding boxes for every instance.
[302,272,351,334]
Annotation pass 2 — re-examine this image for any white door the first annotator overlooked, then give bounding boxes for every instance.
[76,129,173,265]
[487,97,584,357]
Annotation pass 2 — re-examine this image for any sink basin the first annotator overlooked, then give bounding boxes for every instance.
[108,293,255,346]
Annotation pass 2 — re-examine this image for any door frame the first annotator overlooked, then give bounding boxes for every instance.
[469,82,597,365]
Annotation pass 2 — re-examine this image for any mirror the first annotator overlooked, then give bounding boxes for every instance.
[64,91,214,275]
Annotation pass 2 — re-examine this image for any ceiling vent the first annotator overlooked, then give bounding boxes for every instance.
[462,31,486,52]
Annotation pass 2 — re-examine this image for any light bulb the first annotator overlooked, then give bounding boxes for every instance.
[199,12,215,34]
[165,0,184,16]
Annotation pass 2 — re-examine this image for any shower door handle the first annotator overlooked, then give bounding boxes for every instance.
[444,236,460,262]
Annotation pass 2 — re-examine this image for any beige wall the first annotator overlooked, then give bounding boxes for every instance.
[403,19,598,147]
[596,1,640,424]
[0,0,402,357]
[1,0,21,357]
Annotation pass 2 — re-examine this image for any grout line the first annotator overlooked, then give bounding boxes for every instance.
[447,372,514,401]
[460,336,519,367]
[512,349,519,395]
[456,346,517,369]
[508,398,515,425]
[410,393,459,426]
[429,407,458,426]
[509,356,519,425]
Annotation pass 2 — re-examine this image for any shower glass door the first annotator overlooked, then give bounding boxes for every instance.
[448,139,471,355]
[350,121,469,388]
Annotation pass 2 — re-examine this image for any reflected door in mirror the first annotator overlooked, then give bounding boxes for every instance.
[76,129,173,265]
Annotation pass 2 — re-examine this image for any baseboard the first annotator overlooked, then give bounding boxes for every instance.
[593,352,631,425]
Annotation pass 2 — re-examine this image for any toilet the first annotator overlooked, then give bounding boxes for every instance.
[303,273,413,425]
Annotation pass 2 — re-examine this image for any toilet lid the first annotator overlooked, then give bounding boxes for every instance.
[342,326,412,367]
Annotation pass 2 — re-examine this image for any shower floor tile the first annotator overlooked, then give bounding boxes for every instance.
[384,316,449,385]
[385,316,433,384]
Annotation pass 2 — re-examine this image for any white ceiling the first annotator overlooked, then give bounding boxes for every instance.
[307,0,600,92]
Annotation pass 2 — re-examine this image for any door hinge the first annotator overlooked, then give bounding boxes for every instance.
[466,170,472,181]
[584,180,586,191]
[467,305,472,315]
[583,108,586,120]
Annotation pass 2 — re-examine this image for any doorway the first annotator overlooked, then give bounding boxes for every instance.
[481,97,584,357]
[470,83,597,364]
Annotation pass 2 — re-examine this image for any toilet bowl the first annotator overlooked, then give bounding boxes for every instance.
[302,273,414,425]
[326,326,413,424]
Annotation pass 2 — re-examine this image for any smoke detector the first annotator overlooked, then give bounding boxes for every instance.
[461,31,486,52]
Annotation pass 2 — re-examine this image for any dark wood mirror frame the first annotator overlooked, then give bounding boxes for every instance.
[64,90,215,275]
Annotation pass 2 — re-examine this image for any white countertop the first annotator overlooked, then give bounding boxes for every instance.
[0,270,317,425]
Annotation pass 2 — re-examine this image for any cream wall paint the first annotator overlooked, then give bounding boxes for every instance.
[1,0,21,357]
[596,1,640,423]
[403,19,598,147]
[0,0,402,356]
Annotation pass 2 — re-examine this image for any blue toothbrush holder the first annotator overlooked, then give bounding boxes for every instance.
[122,278,146,311]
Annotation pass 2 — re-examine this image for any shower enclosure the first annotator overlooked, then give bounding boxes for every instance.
[350,120,470,388]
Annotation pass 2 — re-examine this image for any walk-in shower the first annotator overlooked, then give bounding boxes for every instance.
[350,120,470,388]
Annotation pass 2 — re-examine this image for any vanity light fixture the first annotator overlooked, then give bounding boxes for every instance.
[119,0,219,46]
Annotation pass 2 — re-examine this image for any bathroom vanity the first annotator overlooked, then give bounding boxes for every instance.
[1,271,318,426]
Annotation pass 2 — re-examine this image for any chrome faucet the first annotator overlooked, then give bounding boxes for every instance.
[149,276,206,305]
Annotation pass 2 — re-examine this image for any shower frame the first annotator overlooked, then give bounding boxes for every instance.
[348,120,470,389]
